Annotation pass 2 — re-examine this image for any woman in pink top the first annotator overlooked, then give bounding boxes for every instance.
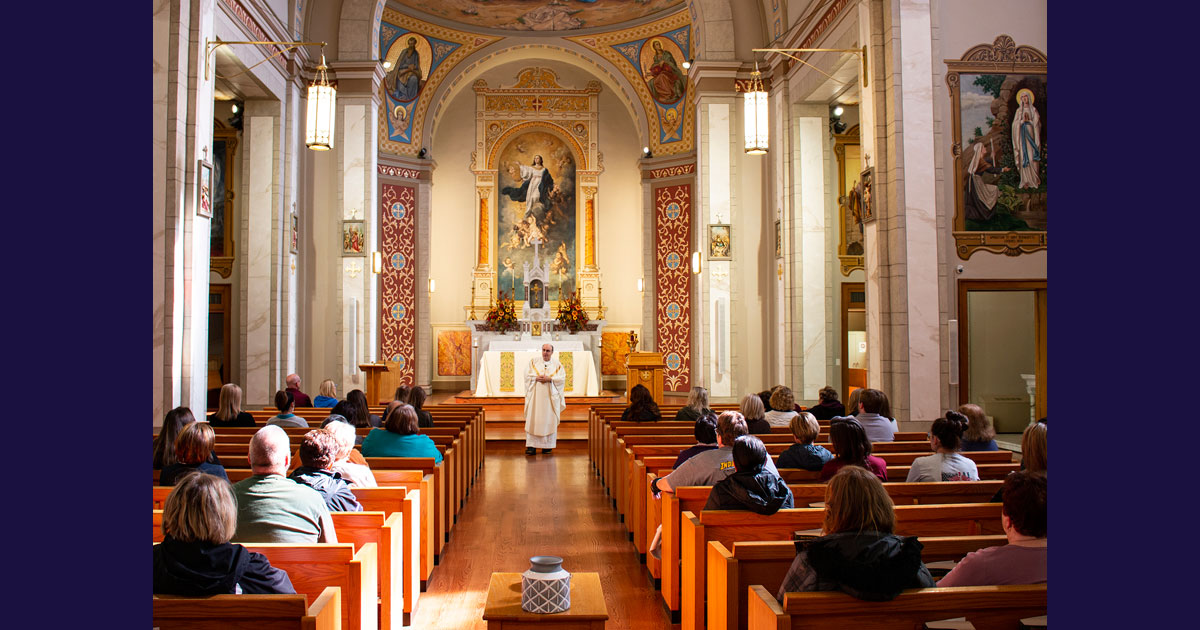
[819,418,887,482]
[938,471,1047,586]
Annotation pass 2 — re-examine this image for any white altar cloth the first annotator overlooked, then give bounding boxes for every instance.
[473,350,600,397]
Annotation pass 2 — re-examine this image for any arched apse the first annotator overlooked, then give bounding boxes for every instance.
[424,40,650,153]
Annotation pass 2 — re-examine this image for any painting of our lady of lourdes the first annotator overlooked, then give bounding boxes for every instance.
[496,131,577,302]
[958,74,1046,232]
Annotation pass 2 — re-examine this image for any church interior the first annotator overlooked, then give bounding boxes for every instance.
[153,0,1049,627]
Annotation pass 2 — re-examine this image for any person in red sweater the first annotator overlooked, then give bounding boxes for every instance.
[285,373,312,407]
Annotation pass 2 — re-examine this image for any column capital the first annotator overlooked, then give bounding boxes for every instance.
[327,59,386,100]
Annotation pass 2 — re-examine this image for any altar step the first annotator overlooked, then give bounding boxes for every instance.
[444,390,621,441]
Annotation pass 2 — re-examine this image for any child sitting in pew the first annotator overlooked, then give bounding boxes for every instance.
[938,470,1046,587]
[154,472,295,596]
[777,412,833,471]
[704,435,793,514]
[776,466,934,601]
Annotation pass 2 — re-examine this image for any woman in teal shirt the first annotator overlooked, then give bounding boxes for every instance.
[361,404,442,463]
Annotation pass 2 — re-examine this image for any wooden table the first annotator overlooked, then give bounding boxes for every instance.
[483,572,608,629]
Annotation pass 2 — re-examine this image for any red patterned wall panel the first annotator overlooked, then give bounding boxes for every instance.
[655,184,691,391]
[380,183,416,385]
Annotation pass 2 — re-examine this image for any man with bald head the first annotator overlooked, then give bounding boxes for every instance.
[231,425,337,543]
[285,373,312,407]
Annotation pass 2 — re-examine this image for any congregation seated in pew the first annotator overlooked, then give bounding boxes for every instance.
[154,406,220,470]
[312,378,339,408]
[906,411,980,482]
[703,435,793,514]
[777,466,935,601]
[288,428,363,512]
[267,390,308,428]
[409,385,434,428]
[957,403,998,451]
[820,417,887,481]
[764,386,799,428]
[805,385,846,420]
[362,403,443,462]
[672,413,718,469]
[939,470,1047,587]
[346,388,382,428]
[622,384,662,422]
[777,412,833,471]
[232,425,337,543]
[739,393,773,434]
[154,471,295,596]
[674,386,713,423]
[325,417,377,487]
[654,411,778,495]
[207,383,255,427]
[159,421,227,486]
[834,387,896,441]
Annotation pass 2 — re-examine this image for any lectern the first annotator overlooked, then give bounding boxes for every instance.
[624,352,665,404]
[358,363,389,405]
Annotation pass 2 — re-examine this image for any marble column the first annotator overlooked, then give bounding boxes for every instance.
[331,60,384,396]
[154,0,216,420]
[791,105,829,402]
[767,65,790,387]
[241,101,283,407]
[862,0,942,425]
[698,98,734,397]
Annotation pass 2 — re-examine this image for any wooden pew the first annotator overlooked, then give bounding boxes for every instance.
[365,457,449,561]
[355,478,435,584]
[747,583,1047,630]
[331,508,413,629]
[679,505,1005,630]
[241,543,378,630]
[152,586,341,630]
[708,536,1007,630]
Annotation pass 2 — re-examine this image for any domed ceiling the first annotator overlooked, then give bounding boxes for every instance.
[390,0,685,33]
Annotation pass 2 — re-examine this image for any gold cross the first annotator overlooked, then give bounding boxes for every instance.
[347,261,362,278]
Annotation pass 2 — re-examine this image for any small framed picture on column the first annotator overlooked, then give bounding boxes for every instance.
[197,159,213,218]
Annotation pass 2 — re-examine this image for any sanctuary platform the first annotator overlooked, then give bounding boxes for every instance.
[449,390,626,441]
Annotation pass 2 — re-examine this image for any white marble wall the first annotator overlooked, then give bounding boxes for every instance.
[897,0,941,422]
[244,111,277,406]
[337,99,379,395]
[768,80,789,386]
[860,0,885,389]
[153,0,217,418]
[795,109,828,401]
[704,101,733,397]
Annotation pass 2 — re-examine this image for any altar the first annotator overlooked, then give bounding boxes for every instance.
[472,344,600,397]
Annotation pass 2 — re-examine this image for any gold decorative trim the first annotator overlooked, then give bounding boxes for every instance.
[499,351,515,392]
[561,351,574,391]
[211,256,234,278]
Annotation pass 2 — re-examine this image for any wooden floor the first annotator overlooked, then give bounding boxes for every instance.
[410,441,674,629]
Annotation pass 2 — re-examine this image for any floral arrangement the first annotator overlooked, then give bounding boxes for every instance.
[483,290,519,333]
[555,290,589,333]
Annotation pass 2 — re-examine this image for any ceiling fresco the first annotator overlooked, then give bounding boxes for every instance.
[390,0,685,32]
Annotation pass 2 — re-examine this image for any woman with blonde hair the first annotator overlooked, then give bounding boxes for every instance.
[765,386,799,427]
[674,386,712,423]
[739,393,772,434]
[208,383,254,427]
[958,403,997,451]
[154,472,294,595]
[776,466,934,600]
[313,379,339,408]
[160,422,228,486]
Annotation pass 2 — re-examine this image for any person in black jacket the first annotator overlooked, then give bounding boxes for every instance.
[704,435,793,513]
[776,466,934,601]
[674,386,712,423]
[620,384,661,422]
[154,471,294,595]
[806,386,846,420]
[288,429,363,513]
[409,386,434,428]
[208,383,256,427]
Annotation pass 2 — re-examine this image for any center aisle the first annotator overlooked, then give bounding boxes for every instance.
[410,441,674,629]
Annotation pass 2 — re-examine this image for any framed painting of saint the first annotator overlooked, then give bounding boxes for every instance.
[197,159,213,218]
[342,220,366,256]
[708,224,731,260]
[946,35,1047,259]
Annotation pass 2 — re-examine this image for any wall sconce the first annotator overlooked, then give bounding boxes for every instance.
[682,59,692,70]
[691,251,702,275]
[204,39,334,151]
[429,278,436,293]
[637,278,644,292]
[642,146,653,158]
[371,251,382,274]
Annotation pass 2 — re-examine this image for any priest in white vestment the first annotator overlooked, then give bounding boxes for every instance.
[524,343,566,455]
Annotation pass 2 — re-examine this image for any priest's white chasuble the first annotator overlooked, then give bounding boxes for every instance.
[524,357,566,448]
